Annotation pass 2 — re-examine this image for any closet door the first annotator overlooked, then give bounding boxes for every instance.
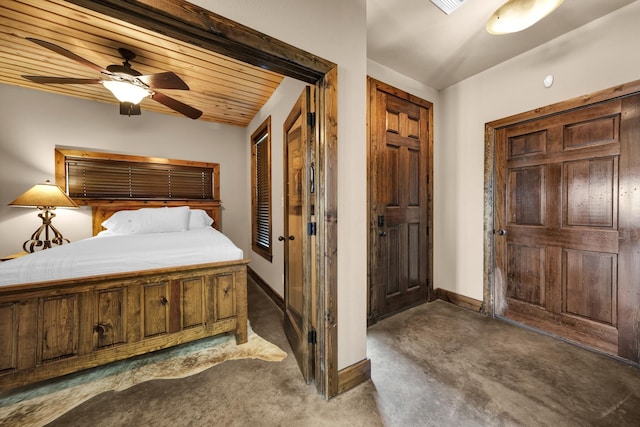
[494,95,640,361]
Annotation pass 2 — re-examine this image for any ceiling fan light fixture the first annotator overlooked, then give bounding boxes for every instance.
[102,80,150,104]
[486,0,564,35]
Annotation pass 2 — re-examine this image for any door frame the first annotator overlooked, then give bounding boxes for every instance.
[366,77,434,323]
[484,79,640,358]
[69,0,340,398]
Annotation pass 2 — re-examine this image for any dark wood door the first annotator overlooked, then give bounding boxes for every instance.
[495,95,640,361]
[282,86,315,382]
[369,78,433,320]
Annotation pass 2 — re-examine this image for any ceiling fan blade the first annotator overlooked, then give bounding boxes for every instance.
[152,91,202,120]
[137,72,189,90]
[26,38,108,74]
[22,76,102,85]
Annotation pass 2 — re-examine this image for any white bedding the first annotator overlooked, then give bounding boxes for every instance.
[0,228,244,286]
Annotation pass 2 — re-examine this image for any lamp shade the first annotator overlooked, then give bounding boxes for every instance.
[102,80,150,104]
[486,0,564,35]
[9,180,78,208]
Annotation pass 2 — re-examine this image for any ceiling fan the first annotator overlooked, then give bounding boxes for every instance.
[21,38,202,120]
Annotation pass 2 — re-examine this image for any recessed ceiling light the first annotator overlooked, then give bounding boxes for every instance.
[430,0,467,15]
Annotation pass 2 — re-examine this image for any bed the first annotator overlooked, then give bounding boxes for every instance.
[0,201,249,391]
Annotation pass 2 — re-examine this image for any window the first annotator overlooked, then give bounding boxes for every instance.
[251,117,272,261]
[65,159,214,200]
[56,149,218,201]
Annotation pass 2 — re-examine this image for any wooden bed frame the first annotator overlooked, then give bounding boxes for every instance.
[0,201,248,391]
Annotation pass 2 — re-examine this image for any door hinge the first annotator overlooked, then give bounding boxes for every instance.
[307,222,317,236]
[308,330,317,344]
[307,112,316,127]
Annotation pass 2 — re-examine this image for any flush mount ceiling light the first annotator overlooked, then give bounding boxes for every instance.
[486,0,564,35]
[430,0,467,15]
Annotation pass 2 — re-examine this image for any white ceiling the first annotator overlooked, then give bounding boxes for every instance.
[367,0,637,90]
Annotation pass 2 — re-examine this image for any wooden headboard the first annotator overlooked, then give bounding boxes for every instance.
[90,200,221,236]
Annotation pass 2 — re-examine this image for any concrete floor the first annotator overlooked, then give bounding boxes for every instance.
[46,279,640,426]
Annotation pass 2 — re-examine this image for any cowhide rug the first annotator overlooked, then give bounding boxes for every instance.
[0,325,286,427]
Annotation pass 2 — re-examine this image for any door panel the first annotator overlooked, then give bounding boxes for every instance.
[563,249,616,325]
[287,116,304,319]
[369,78,433,320]
[564,158,616,228]
[506,244,545,305]
[508,166,545,225]
[495,96,640,359]
[283,86,314,383]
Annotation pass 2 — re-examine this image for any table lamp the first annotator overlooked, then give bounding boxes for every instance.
[9,180,79,252]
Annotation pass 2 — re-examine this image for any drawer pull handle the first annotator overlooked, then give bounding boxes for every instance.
[94,323,107,336]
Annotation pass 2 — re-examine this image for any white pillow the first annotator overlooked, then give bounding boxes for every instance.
[101,210,138,235]
[135,206,190,234]
[188,209,215,229]
[101,206,190,234]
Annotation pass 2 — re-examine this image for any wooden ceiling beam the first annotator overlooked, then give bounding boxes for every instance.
[64,0,336,84]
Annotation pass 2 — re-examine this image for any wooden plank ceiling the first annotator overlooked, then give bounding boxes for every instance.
[0,0,284,126]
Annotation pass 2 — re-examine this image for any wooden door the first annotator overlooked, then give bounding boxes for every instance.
[494,95,640,361]
[282,86,315,382]
[368,78,433,320]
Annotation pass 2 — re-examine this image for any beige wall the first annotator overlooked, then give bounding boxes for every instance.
[0,84,248,256]
[194,0,369,369]
[436,1,640,301]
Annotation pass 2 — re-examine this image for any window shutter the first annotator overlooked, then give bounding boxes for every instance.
[251,117,272,261]
[255,133,270,248]
[66,158,213,200]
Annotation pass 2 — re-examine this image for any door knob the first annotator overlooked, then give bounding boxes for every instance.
[496,229,506,236]
[288,235,295,241]
[378,230,387,237]
[278,236,285,241]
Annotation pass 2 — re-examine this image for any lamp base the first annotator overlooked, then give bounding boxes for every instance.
[22,208,70,253]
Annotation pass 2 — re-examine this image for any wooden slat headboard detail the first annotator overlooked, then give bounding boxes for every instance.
[91,200,221,236]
